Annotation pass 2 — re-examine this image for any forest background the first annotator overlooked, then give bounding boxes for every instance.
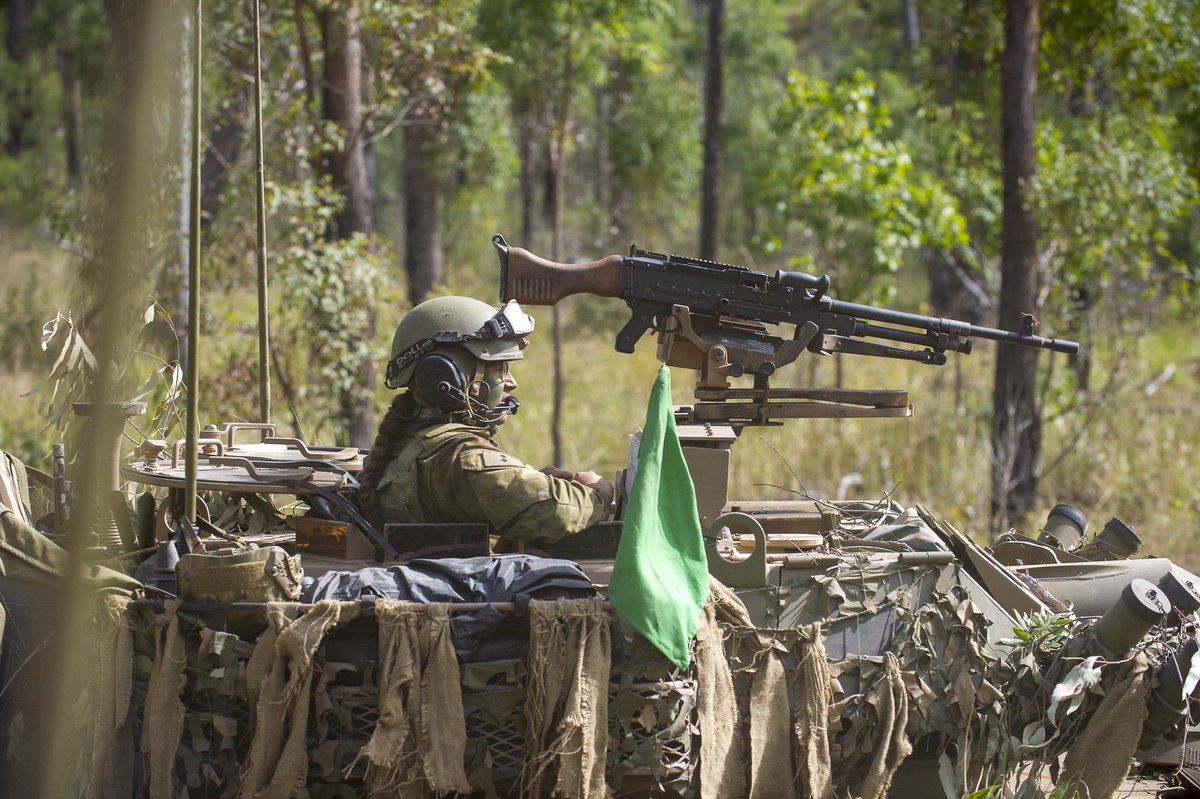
[0,0,1197,564]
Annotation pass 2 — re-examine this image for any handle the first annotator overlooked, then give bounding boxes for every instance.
[493,233,622,305]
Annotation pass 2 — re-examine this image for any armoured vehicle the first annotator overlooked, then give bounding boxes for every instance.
[2,236,1198,799]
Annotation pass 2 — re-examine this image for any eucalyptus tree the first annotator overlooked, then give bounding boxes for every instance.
[477,0,659,464]
[991,0,1041,531]
[698,0,723,259]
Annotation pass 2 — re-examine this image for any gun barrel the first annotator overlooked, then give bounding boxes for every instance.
[822,297,1080,355]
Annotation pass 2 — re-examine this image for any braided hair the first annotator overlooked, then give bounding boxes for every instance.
[358,392,421,520]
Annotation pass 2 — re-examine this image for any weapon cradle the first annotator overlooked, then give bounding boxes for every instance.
[686,386,913,424]
[655,305,914,425]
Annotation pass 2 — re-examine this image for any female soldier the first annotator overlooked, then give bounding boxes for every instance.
[358,296,614,544]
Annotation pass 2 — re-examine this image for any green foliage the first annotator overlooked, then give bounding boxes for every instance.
[20,301,185,444]
[361,0,500,122]
[751,71,968,300]
[590,3,699,239]
[476,0,645,108]
[1037,113,1196,313]
[441,83,521,195]
[999,610,1075,652]
[272,180,389,437]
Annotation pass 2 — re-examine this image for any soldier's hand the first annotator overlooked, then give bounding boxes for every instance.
[569,470,606,487]
[543,467,613,502]
[571,471,616,505]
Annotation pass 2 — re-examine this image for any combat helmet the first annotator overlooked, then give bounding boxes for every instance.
[384,296,533,422]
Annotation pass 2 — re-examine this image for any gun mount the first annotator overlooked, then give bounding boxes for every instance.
[655,304,914,424]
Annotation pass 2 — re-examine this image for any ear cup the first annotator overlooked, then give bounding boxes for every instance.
[411,355,466,413]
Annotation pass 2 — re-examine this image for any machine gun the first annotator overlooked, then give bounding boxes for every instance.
[491,234,1080,426]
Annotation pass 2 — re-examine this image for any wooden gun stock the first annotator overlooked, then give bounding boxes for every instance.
[493,234,622,304]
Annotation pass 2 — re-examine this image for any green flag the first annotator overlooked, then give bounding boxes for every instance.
[609,364,709,670]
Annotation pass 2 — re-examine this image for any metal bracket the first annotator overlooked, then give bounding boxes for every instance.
[657,305,812,389]
[705,511,769,588]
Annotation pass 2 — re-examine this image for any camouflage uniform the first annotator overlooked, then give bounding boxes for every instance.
[369,422,612,544]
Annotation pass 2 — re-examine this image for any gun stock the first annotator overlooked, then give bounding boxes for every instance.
[492,234,622,305]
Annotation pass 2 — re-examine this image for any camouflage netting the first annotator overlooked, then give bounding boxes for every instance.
[107,599,702,799]
[59,561,1175,799]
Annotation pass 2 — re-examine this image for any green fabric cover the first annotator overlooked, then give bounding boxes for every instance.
[0,506,142,594]
[609,365,708,670]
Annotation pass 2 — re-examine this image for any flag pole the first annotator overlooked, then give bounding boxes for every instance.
[252,0,272,424]
[184,0,202,523]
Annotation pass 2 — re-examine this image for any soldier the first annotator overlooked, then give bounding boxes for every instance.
[358,296,615,544]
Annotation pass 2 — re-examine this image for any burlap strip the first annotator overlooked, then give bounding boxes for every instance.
[1060,653,1151,798]
[143,599,187,799]
[524,598,612,799]
[239,600,360,799]
[858,651,912,799]
[358,600,470,798]
[696,597,744,799]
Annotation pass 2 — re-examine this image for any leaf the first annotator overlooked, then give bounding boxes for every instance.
[964,787,1001,799]
[22,324,77,398]
[43,392,74,432]
[129,370,160,402]
[937,752,959,799]
[39,314,63,352]
[1048,655,1102,725]
[78,337,98,371]
[1020,721,1047,749]
[637,703,657,732]
[1182,631,1200,698]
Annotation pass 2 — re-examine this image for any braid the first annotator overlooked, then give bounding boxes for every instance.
[358,392,420,519]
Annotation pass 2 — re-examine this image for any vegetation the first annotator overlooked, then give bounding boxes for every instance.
[0,0,1197,563]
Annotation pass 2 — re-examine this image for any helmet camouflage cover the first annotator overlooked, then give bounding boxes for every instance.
[384,296,533,390]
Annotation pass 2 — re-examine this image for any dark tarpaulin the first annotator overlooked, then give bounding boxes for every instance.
[303,555,599,661]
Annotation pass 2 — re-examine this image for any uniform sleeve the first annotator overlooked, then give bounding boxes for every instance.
[455,447,611,543]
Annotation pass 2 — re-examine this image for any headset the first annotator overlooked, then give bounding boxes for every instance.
[411,354,520,425]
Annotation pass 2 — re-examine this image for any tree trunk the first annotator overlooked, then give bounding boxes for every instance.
[4,0,33,158]
[199,84,248,232]
[321,3,372,239]
[901,0,920,51]
[320,0,377,447]
[518,109,538,246]
[699,0,724,260]
[58,47,83,182]
[991,0,1042,532]
[594,77,611,224]
[403,106,443,303]
[549,139,565,466]
[548,9,578,469]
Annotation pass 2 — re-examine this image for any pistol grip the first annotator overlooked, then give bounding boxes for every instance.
[616,303,658,354]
